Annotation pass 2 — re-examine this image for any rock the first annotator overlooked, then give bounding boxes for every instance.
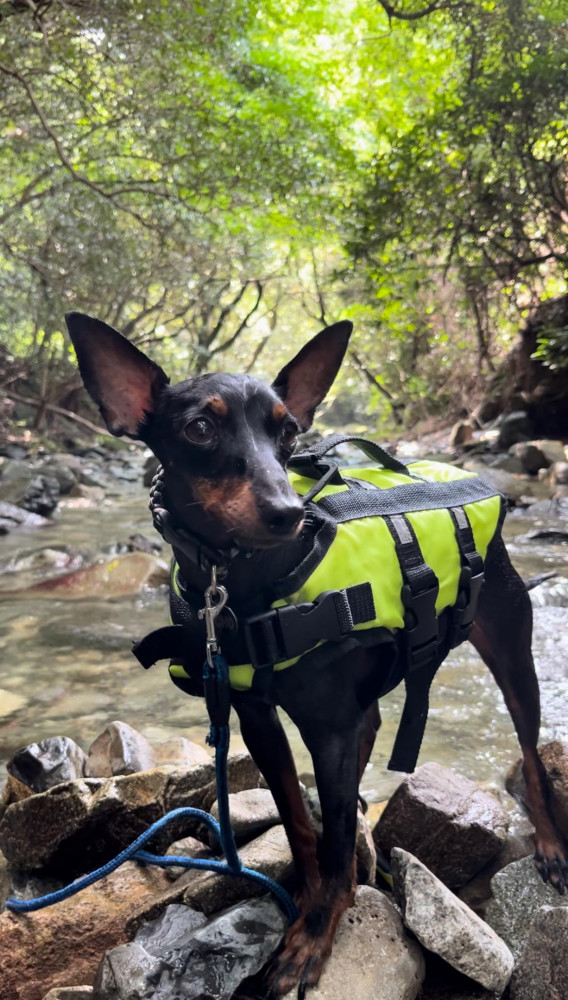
[8,737,87,792]
[210,787,280,845]
[79,467,108,489]
[0,862,169,1000]
[181,823,293,916]
[484,854,568,959]
[0,752,261,874]
[457,831,534,915]
[152,736,210,768]
[509,442,552,474]
[488,453,524,473]
[391,849,513,993]
[0,460,59,514]
[283,885,425,1000]
[373,763,509,888]
[449,422,474,448]
[533,439,567,464]
[163,835,212,880]
[42,990,93,1000]
[18,553,169,599]
[95,896,285,1000]
[68,484,106,502]
[38,460,78,495]
[508,905,568,1000]
[0,500,49,534]
[506,741,568,841]
[85,722,157,778]
[0,689,27,720]
[462,462,532,500]
[497,411,533,449]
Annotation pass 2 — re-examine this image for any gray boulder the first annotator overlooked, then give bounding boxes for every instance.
[94,896,286,1000]
[391,848,513,994]
[210,787,280,845]
[85,722,157,778]
[373,762,509,888]
[42,991,93,1000]
[7,737,87,793]
[509,442,552,474]
[0,500,49,534]
[497,411,533,449]
[509,905,568,1000]
[283,885,425,1000]
[484,854,568,959]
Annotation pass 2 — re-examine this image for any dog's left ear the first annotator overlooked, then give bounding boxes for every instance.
[65,312,169,437]
[272,320,353,430]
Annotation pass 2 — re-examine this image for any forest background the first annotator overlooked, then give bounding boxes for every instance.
[1,0,567,440]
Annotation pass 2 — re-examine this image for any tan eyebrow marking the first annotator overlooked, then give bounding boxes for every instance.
[272,401,287,421]
[206,396,228,417]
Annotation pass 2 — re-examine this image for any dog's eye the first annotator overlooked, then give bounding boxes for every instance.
[280,420,298,453]
[184,417,216,445]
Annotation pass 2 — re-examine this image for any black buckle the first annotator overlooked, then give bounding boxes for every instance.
[244,590,353,670]
[401,583,439,671]
[449,565,484,648]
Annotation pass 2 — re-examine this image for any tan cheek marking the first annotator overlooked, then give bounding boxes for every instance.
[273,401,287,422]
[193,478,261,532]
[206,396,228,417]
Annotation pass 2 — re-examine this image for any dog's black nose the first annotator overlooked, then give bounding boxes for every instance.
[261,500,304,536]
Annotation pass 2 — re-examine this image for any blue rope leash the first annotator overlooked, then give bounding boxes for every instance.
[5,654,299,925]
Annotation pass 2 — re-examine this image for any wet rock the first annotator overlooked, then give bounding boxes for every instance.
[391,849,513,993]
[508,905,568,1000]
[0,752,261,873]
[283,885,425,1000]
[18,553,169,599]
[0,861,169,1000]
[457,831,534,915]
[42,990,93,1000]
[68,483,106,502]
[497,411,533,449]
[38,459,78,495]
[181,823,293,917]
[108,463,138,482]
[0,500,49,534]
[484,854,568,959]
[509,442,551,474]
[0,461,60,516]
[152,736,210,768]
[85,722,157,778]
[373,762,509,888]
[128,823,293,932]
[488,453,524,474]
[210,787,280,845]
[449,422,473,449]
[506,741,568,841]
[533,439,567,464]
[163,835,212,880]
[96,896,286,1000]
[79,467,108,489]
[462,462,533,500]
[126,533,162,555]
[8,737,87,792]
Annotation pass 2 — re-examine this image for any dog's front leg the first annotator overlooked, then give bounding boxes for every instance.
[233,697,320,903]
[267,658,365,997]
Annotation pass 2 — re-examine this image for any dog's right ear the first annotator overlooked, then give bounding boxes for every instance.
[65,312,169,437]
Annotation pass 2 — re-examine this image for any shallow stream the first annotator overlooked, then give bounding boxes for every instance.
[0,481,567,803]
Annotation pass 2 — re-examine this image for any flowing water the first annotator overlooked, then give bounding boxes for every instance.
[0,478,567,803]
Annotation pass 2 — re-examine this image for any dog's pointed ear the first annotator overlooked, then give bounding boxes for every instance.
[272,320,353,430]
[65,312,169,437]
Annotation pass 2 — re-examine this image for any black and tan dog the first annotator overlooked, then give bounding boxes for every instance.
[66,311,567,996]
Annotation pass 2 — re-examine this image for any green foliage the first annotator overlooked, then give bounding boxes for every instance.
[1,0,567,438]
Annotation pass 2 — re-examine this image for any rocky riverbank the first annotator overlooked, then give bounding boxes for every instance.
[1,723,568,999]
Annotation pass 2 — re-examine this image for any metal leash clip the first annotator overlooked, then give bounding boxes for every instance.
[199,565,229,669]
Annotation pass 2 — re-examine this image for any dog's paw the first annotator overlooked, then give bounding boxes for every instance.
[265,919,331,999]
[535,840,568,894]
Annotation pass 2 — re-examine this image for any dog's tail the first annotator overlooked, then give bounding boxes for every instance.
[524,571,557,591]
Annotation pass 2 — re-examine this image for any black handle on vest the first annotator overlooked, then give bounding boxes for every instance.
[290,434,411,478]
